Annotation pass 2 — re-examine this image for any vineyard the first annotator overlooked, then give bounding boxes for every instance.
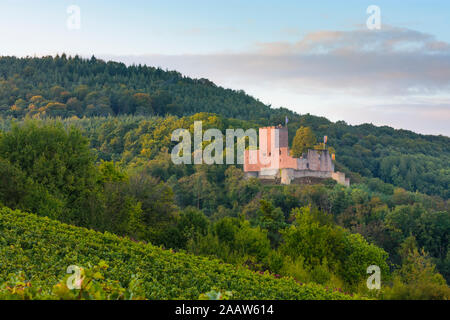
[0,207,354,300]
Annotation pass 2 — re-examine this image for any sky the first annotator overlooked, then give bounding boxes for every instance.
[0,0,449,136]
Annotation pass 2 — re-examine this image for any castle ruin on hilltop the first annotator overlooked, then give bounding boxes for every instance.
[244,125,350,186]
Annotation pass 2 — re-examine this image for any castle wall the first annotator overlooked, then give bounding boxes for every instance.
[332,172,350,187]
[277,127,289,148]
[259,168,280,178]
[246,168,349,187]
[293,169,332,179]
[245,171,258,178]
[244,149,260,172]
[243,125,349,187]
[297,158,308,170]
[318,150,334,172]
[245,127,297,171]
[259,127,271,158]
[281,168,294,184]
[279,147,298,169]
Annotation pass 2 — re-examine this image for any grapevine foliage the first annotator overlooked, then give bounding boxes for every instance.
[0,208,354,300]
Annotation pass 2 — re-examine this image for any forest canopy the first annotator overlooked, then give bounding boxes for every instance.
[0,56,448,199]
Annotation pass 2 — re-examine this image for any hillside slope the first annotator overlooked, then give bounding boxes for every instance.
[0,55,448,198]
[0,207,353,300]
[0,55,287,122]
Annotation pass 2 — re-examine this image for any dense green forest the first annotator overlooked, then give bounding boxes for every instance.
[0,56,448,198]
[0,116,448,299]
[0,56,449,299]
[0,55,281,120]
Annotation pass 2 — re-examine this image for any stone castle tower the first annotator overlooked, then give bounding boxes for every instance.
[244,125,349,186]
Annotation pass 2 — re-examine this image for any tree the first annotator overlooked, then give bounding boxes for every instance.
[382,237,450,300]
[133,93,153,115]
[281,207,343,267]
[256,200,287,247]
[177,207,209,249]
[224,166,260,206]
[176,167,216,212]
[127,169,178,244]
[0,120,100,225]
[281,206,389,288]
[151,90,172,115]
[0,157,64,219]
[291,126,316,157]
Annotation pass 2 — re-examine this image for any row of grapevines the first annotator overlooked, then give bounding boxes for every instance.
[0,207,355,300]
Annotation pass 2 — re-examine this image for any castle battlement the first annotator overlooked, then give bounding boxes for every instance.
[244,126,349,186]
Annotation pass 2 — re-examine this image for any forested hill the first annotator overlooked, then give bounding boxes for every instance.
[0,55,290,122]
[0,55,448,198]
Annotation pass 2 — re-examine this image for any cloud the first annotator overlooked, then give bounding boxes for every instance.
[101,26,450,135]
[106,26,450,96]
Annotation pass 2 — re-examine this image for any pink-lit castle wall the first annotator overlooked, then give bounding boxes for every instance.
[244,125,349,186]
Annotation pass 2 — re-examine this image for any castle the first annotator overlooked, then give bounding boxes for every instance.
[243,125,350,186]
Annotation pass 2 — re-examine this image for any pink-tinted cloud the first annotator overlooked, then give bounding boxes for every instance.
[101,26,450,135]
